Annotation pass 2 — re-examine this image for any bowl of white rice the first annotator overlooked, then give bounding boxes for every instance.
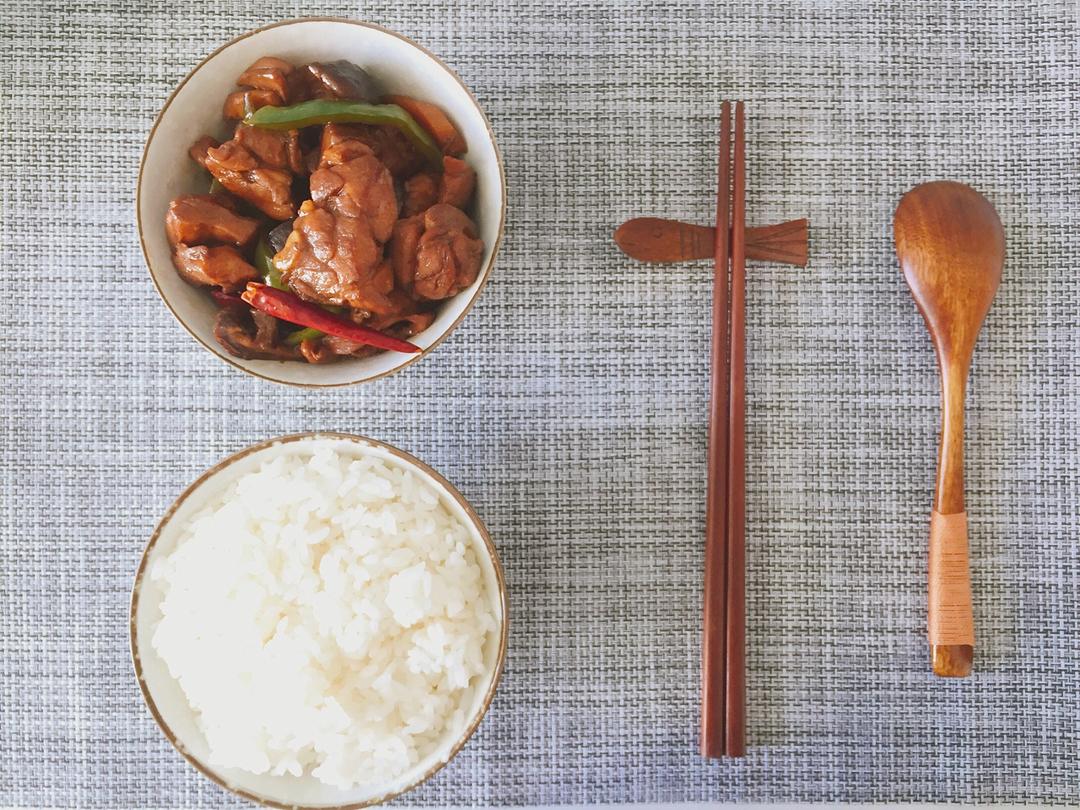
[130,433,507,808]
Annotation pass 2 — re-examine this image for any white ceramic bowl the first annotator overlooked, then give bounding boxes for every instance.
[130,433,508,808]
[137,20,506,386]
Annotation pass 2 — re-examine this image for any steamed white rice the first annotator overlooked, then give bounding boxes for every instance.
[149,441,497,790]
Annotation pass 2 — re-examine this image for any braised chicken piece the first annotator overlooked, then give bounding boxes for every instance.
[214,306,300,360]
[401,156,477,216]
[190,135,295,220]
[439,156,477,209]
[390,204,484,300]
[274,201,397,313]
[172,244,259,292]
[352,125,426,178]
[300,60,378,102]
[234,125,305,174]
[275,136,398,313]
[310,144,397,242]
[389,215,423,290]
[165,194,259,248]
[236,56,295,102]
[402,173,438,217]
[318,124,376,167]
[320,122,425,179]
[222,57,297,119]
[223,88,282,120]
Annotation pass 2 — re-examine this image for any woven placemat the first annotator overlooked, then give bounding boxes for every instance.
[1,0,1078,805]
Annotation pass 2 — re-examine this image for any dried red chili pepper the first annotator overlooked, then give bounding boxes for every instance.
[240,283,421,355]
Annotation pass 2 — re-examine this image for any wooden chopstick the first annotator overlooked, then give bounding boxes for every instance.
[725,101,747,758]
[701,101,732,759]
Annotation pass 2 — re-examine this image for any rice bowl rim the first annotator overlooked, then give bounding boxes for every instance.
[129,431,509,809]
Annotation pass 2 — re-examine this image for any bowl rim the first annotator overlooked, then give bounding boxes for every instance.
[129,431,510,809]
[136,18,508,388]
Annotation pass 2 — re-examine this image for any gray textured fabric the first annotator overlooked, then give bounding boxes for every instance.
[2,0,1079,805]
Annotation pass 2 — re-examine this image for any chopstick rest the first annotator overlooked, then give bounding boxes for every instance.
[613,218,809,266]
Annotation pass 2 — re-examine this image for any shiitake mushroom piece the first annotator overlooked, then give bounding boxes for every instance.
[213,305,300,361]
[302,60,379,103]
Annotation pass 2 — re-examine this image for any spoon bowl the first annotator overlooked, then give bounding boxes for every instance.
[895,183,1003,365]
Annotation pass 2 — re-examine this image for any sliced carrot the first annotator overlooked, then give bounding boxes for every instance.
[383,94,467,156]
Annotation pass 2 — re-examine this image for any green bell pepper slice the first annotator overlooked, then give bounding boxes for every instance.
[253,237,287,291]
[283,327,324,347]
[243,99,442,168]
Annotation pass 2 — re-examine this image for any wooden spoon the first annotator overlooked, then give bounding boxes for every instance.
[614,217,809,266]
[894,181,1004,677]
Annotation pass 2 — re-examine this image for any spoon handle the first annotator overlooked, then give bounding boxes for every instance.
[929,362,974,677]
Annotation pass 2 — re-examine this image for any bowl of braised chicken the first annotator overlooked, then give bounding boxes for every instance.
[138,19,505,386]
